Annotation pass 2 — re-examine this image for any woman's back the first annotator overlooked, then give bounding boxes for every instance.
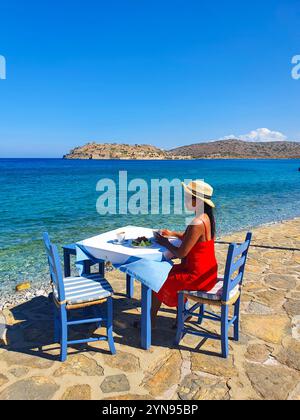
[182,217,217,287]
[156,215,218,307]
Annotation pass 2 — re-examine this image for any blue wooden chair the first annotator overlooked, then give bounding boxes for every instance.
[43,233,116,362]
[175,232,252,358]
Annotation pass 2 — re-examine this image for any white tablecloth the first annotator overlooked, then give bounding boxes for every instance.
[76,226,181,292]
[78,225,179,265]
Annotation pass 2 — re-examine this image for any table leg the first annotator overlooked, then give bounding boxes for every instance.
[83,261,91,275]
[99,261,105,277]
[126,274,134,298]
[83,261,104,276]
[141,284,152,350]
[63,249,71,278]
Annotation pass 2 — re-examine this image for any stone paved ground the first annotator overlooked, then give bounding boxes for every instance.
[0,219,299,400]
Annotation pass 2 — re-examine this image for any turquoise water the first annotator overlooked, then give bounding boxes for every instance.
[0,158,299,293]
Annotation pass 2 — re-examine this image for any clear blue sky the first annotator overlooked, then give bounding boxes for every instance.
[0,0,299,157]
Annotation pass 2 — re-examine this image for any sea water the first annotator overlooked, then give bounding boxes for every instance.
[0,158,299,292]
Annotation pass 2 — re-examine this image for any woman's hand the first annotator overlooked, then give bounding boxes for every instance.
[154,231,170,247]
[160,229,173,237]
[160,229,185,239]
[158,223,204,259]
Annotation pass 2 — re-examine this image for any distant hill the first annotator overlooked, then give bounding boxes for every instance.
[63,142,191,160]
[64,139,300,160]
[170,139,300,159]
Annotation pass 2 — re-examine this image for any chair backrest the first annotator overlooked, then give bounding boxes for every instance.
[222,232,252,302]
[43,233,65,302]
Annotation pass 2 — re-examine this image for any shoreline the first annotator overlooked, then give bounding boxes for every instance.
[216,214,300,241]
[2,157,300,161]
[1,215,299,311]
[64,157,300,160]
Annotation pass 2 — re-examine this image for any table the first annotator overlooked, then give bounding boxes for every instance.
[75,226,178,350]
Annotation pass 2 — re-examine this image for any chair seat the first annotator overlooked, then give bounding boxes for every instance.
[54,273,113,305]
[183,278,240,302]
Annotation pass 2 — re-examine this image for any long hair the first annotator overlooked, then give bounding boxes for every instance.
[192,196,216,238]
[204,202,216,239]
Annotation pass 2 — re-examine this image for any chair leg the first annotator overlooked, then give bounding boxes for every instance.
[221,305,229,358]
[96,305,103,329]
[175,292,185,345]
[107,297,116,355]
[53,308,60,343]
[233,298,240,342]
[60,305,68,362]
[198,304,205,325]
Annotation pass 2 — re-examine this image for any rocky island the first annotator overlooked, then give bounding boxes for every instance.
[63,142,191,160]
[64,139,300,160]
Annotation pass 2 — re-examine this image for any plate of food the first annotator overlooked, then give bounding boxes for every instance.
[131,236,153,248]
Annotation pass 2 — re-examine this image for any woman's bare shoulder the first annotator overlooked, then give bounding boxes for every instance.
[189,216,205,228]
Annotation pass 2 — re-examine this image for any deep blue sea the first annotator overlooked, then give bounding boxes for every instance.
[0,158,300,293]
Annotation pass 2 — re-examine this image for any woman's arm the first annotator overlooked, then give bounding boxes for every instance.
[156,223,204,259]
[160,229,185,239]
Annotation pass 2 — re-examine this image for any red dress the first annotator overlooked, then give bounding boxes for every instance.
[155,225,218,308]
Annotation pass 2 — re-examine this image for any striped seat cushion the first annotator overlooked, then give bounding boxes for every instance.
[54,273,113,305]
[184,278,240,302]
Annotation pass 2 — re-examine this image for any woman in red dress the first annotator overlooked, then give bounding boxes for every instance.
[152,180,218,327]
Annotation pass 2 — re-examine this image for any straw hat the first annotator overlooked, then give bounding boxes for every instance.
[182,180,215,208]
